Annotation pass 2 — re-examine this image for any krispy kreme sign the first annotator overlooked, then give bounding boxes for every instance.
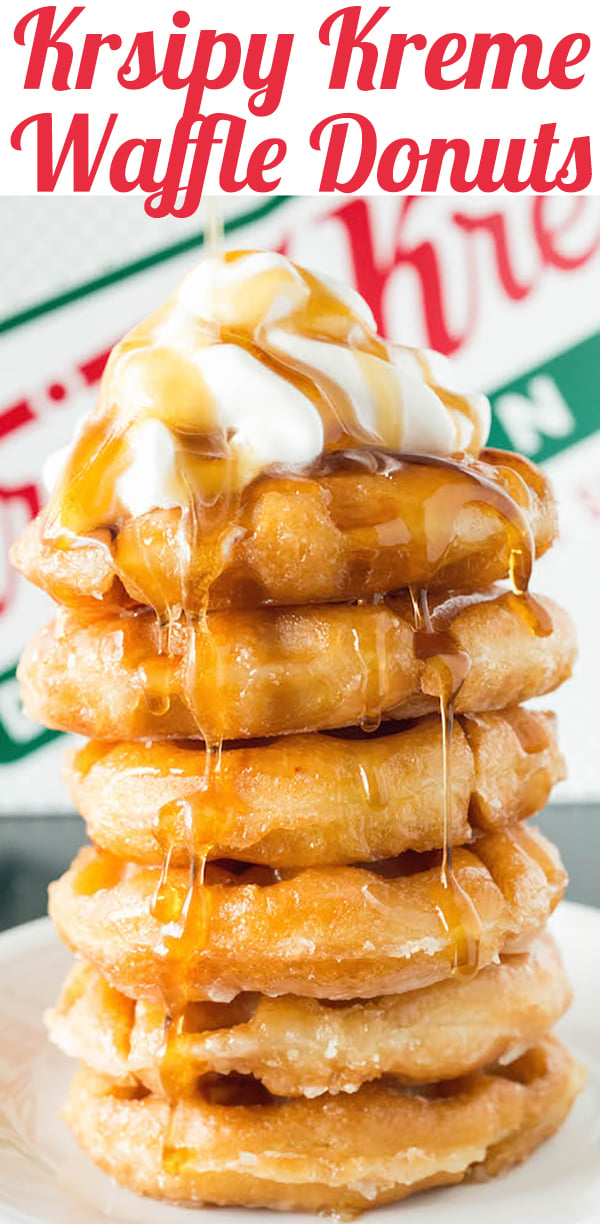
[1,194,599,808]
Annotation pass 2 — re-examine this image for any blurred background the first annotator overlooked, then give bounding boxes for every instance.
[0,194,599,928]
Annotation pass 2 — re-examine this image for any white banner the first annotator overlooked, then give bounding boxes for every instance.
[0,1,598,205]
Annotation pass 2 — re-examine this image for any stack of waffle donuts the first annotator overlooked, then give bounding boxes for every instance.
[13,251,584,1214]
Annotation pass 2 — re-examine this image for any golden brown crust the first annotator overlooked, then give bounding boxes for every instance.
[11,449,556,613]
[65,708,564,867]
[48,936,571,1098]
[48,827,566,1003]
[464,706,565,829]
[19,590,576,741]
[63,1039,584,1213]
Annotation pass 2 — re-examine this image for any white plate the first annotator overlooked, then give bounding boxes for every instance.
[0,904,599,1224]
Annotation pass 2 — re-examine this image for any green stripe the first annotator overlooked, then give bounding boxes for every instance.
[0,664,62,764]
[488,331,600,464]
[0,197,291,337]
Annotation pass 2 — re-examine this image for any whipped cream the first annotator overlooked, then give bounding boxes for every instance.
[47,250,491,523]
[116,418,185,518]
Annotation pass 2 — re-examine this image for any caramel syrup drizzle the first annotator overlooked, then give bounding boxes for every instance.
[409,586,482,975]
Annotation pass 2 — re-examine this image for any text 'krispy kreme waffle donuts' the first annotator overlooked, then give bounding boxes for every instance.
[14,248,583,1214]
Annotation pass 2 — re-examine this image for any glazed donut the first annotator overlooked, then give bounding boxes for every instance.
[63,1039,584,1213]
[49,826,566,1003]
[11,449,556,614]
[19,590,575,742]
[48,935,570,1098]
[66,708,563,867]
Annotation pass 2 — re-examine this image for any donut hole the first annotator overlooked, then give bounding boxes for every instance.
[364,849,441,879]
[204,860,287,887]
[208,853,442,884]
[383,1076,452,1101]
[319,997,364,1010]
[324,719,419,742]
[167,735,281,753]
[111,1082,151,1102]
[197,1071,275,1107]
[494,1045,548,1087]
[183,994,258,1034]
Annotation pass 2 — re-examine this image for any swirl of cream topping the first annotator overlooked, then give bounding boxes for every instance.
[46,250,491,532]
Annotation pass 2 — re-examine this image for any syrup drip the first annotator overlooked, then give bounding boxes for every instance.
[139,655,175,717]
[357,760,389,812]
[150,821,212,1020]
[151,778,216,1168]
[411,587,481,976]
[432,694,482,975]
[151,751,249,863]
[352,605,390,735]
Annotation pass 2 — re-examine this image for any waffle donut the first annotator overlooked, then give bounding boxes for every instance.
[12,449,556,614]
[19,590,575,742]
[49,826,566,1003]
[48,935,570,1098]
[66,708,563,868]
[63,1039,584,1213]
